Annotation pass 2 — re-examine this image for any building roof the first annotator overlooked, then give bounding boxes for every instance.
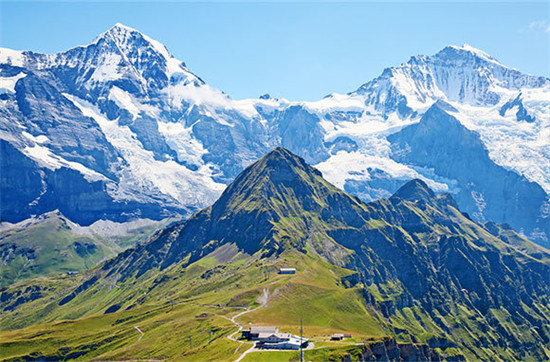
[288,336,307,344]
[279,268,296,271]
[258,332,292,340]
[250,326,278,334]
[263,336,308,346]
[331,333,344,338]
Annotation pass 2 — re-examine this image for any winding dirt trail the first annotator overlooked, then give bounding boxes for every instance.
[134,326,144,342]
[224,289,270,362]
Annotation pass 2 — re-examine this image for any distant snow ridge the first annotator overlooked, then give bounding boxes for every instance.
[0,24,548,246]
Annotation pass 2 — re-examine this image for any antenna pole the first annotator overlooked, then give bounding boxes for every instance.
[300,319,304,362]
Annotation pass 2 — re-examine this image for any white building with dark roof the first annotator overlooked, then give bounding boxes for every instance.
[279,268,296,274]
[241,326,278,340]
[242,325,308,350]
[260,335,308,350]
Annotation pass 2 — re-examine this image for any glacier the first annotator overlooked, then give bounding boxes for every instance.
[0,24,548,246]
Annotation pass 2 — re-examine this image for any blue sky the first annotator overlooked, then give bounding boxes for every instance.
[1,1,548,101]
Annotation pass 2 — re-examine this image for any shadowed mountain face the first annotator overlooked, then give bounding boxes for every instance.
[388,101,550,247]
[1,148,549,360]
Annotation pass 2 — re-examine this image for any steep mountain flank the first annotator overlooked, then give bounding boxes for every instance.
[388,101,550,247]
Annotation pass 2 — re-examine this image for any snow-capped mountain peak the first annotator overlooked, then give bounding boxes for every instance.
[0,48,25,67]
[440,44,502,65]
[352,44,550,113]
[95,23,180,70]
[108,22,137,34]
[1,26,548,245]
[83,23,203,91]
[94,22,140,41]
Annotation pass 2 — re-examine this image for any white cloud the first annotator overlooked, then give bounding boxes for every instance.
[527,20,550,33]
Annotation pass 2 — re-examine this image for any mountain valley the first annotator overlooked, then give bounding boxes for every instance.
[0,211,173,287]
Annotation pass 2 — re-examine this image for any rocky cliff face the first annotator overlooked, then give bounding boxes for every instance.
[361,337,445,362]
[327,337,446,362]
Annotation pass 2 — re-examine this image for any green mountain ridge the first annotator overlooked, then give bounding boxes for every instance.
[0,211,172,288]
[1,147,549,361]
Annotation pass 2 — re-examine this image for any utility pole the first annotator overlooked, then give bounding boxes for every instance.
[300,319,304,362]
[188,335,193,349]
[208,330,213,344]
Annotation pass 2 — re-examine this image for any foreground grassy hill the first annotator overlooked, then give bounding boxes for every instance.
[0,248,447,361]
[1,147,549,361]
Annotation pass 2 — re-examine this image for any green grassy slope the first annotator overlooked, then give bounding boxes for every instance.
[0,211,172,287]
[1,147,550,361]
[0,247,442,361]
